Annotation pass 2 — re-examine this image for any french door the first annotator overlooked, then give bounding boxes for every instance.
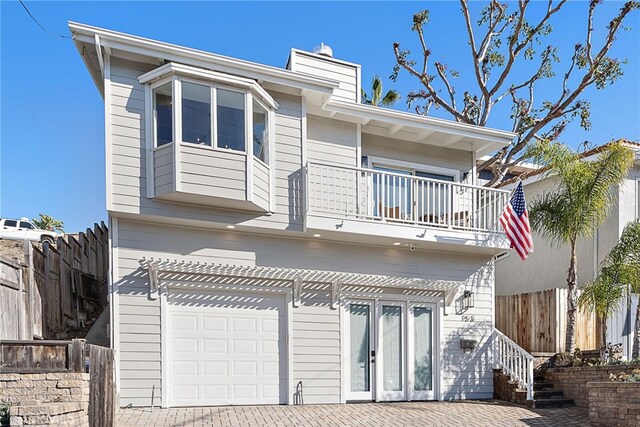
[345,300,436,402]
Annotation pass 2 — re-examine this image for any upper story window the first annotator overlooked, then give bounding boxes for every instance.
[252,100,269,163]
[154,83,173,146]
[217,89,245,151]
[145,64,277,163]
[182,82,211,145]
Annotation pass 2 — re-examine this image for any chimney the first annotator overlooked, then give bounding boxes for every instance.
[287,44,360,103]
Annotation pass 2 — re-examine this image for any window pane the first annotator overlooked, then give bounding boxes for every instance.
[182,82,211,145]
[20,222,34,229]
[253,100,268,162]
[382,305,402,392]
[414,307,433,391]
[217,89,245,151]
[154,83,173,146]
[4,220,17,227]
[350,304,370,392]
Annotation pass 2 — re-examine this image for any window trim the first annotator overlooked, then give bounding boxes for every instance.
[367,156,461,182]
[152,75,265,155]
[214,84,249,152]
[251,96,271,163]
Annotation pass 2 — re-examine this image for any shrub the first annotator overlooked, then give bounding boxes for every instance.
[0,402,10,427]
[610,368,640,383]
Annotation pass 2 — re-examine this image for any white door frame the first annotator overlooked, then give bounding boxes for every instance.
[343,299,376,401]
[376,300,407,401]
[407,302,437,401]
[341,295,441,403]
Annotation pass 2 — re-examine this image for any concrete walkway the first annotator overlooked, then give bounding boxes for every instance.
[116,401,590,426]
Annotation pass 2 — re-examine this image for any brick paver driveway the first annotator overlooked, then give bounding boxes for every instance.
[116,401,590,426]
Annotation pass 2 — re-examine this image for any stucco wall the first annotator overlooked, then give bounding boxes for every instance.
[495,174,629,296]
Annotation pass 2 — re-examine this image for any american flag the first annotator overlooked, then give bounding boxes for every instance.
[499,182,534,261]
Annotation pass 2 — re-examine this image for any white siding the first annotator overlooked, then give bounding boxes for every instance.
[153,144,174,196]
[291,51,358,103]
[363,134,473,175]
[108,57,303,230]
[253,160,270,210]
[293,291,341,403]
[115,219,496,406]
[307,115,358,167]
[180,145,246,199]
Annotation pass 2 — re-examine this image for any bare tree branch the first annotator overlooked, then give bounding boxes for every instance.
[392,0,639,186]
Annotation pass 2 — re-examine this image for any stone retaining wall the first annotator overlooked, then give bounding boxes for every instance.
[545,364,640,408]
[0,372,89,426]
[587,382,640,426]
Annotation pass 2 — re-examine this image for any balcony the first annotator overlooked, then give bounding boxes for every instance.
[305,162,511,253]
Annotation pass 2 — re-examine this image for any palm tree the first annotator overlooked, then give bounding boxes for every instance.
[32,214,64,232]
[361,75,400,107]
[578,272,625,350]
[529,140,634,353]
[579,220,640,357]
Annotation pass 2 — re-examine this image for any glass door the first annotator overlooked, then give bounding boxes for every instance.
[346,301,375,401]
[408,303,436,400]
[376,302,406,401]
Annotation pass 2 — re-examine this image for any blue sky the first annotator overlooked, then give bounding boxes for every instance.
[1,1,639,232]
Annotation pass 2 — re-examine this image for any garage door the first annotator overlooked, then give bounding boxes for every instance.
[167,289,287,406]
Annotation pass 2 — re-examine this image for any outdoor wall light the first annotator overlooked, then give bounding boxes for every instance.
[463,290,474,309]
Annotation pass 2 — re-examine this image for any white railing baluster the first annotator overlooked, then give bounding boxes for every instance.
[493,328,534,401]
[306,162,510,233]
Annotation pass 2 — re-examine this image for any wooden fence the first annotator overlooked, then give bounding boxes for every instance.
[0,257,27,340]
[496,288,601,353]
[0,222,109,340]
[0,339,115,427]
[88,344,115,427]
[0,339,85,373]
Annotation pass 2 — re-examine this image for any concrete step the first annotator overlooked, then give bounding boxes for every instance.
[532,398,575,409]
[533,382,555,391]
[533,390,564,399]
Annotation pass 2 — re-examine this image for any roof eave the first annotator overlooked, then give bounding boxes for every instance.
[68,21,340,96]
[325,100,516,153]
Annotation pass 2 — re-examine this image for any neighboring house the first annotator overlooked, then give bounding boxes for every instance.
[495,141,640,358]
[70,22,518,408]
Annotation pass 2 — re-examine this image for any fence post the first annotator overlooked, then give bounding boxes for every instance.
[68,338,85,372]
[21,240,32,340]
[43,241,51,338]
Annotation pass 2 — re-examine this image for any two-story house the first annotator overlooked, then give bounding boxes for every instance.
[70,21,518,408]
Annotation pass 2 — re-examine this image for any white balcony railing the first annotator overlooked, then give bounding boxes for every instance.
[306,162,510,234]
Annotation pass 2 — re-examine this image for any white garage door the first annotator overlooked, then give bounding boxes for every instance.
[167,289,287,406]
